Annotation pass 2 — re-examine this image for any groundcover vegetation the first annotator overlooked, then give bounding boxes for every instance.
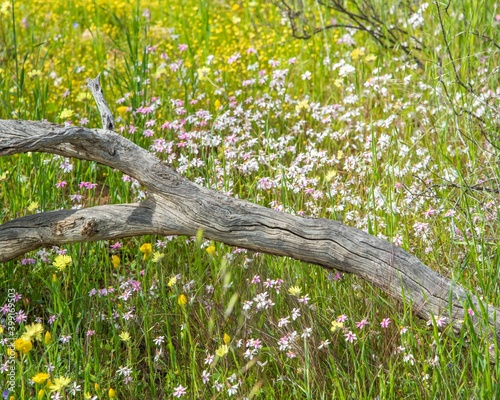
[0,0,499,398]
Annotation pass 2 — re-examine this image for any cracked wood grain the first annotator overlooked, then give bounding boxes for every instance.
[0,119,498,351]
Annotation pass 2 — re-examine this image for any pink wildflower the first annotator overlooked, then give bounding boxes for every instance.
[110,242,122,250]
[356,319,369,329]
[173,385,187,397]
[344,331,357,343]
[380,318,391,328]
[337,314,348,323]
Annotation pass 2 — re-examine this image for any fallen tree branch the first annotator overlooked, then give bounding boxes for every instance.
[0,119,498,350]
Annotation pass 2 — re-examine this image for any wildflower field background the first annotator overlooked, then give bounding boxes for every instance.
[1,0,500,398]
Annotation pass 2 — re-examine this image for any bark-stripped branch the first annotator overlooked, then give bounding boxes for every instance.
[86,73,115,131]
[0,119,498,352]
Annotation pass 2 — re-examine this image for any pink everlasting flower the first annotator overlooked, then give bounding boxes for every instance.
[380,318,391,328]
[356,319,369,329]
[337,314,348,323]
[110,242,122,250]
[344,331,357,343]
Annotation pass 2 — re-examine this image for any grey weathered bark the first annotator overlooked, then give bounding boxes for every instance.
[0,119,498,351]
[86,73,115,131]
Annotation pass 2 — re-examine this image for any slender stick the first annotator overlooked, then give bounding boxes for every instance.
[86,73,115,131]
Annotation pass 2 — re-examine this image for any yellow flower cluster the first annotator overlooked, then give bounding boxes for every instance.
[140,243,153,260]
[53,254,72,271]
[14,338,32,354]
[13,323,47,355]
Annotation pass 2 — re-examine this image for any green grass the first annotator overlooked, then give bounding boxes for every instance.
[1,0,500,398]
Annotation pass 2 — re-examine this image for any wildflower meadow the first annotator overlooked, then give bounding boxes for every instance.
[1,0,500,398]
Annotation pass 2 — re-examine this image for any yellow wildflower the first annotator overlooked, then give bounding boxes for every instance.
[108,388,116,398]
[223,333,231,344]
[44,331,52,345]
[197,66,211,81]
[325,170,337,182]
[295,99,309,112]
[168,276,177,287]
[330,321,344,333]
[27,201,39,212]
[288,286,302,296]
[119,331,131,342]
[14,338,32,354]
[215,344,229,357]
[59,109,74,120]
[140,243,153,260]
[32,372,50,384]
[154,65,166,79]
[206,245,216,256]
[117,106,128,116]
[53,254,72,271]
[28,69,42,78]
[350,48,365,60]
[37,389,45,399]
[76,92,93,102]
[21,322,44,342]
[364,54,377,62]
[178,294,188,306]
[151,251,164,263]
[214,99,222,110]
[111,255,120,269]
[49,376,71,392]
[0,2,12,16]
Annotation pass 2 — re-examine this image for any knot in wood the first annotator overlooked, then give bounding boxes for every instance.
[51,219,76,236]
[81,219,99,237]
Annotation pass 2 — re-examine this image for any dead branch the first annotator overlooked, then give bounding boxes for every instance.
[0,119,498,351]
[273,0,425,68]
[86,73,115,131]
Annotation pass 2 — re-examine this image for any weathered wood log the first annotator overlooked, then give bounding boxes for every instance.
[0,119,498,350]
